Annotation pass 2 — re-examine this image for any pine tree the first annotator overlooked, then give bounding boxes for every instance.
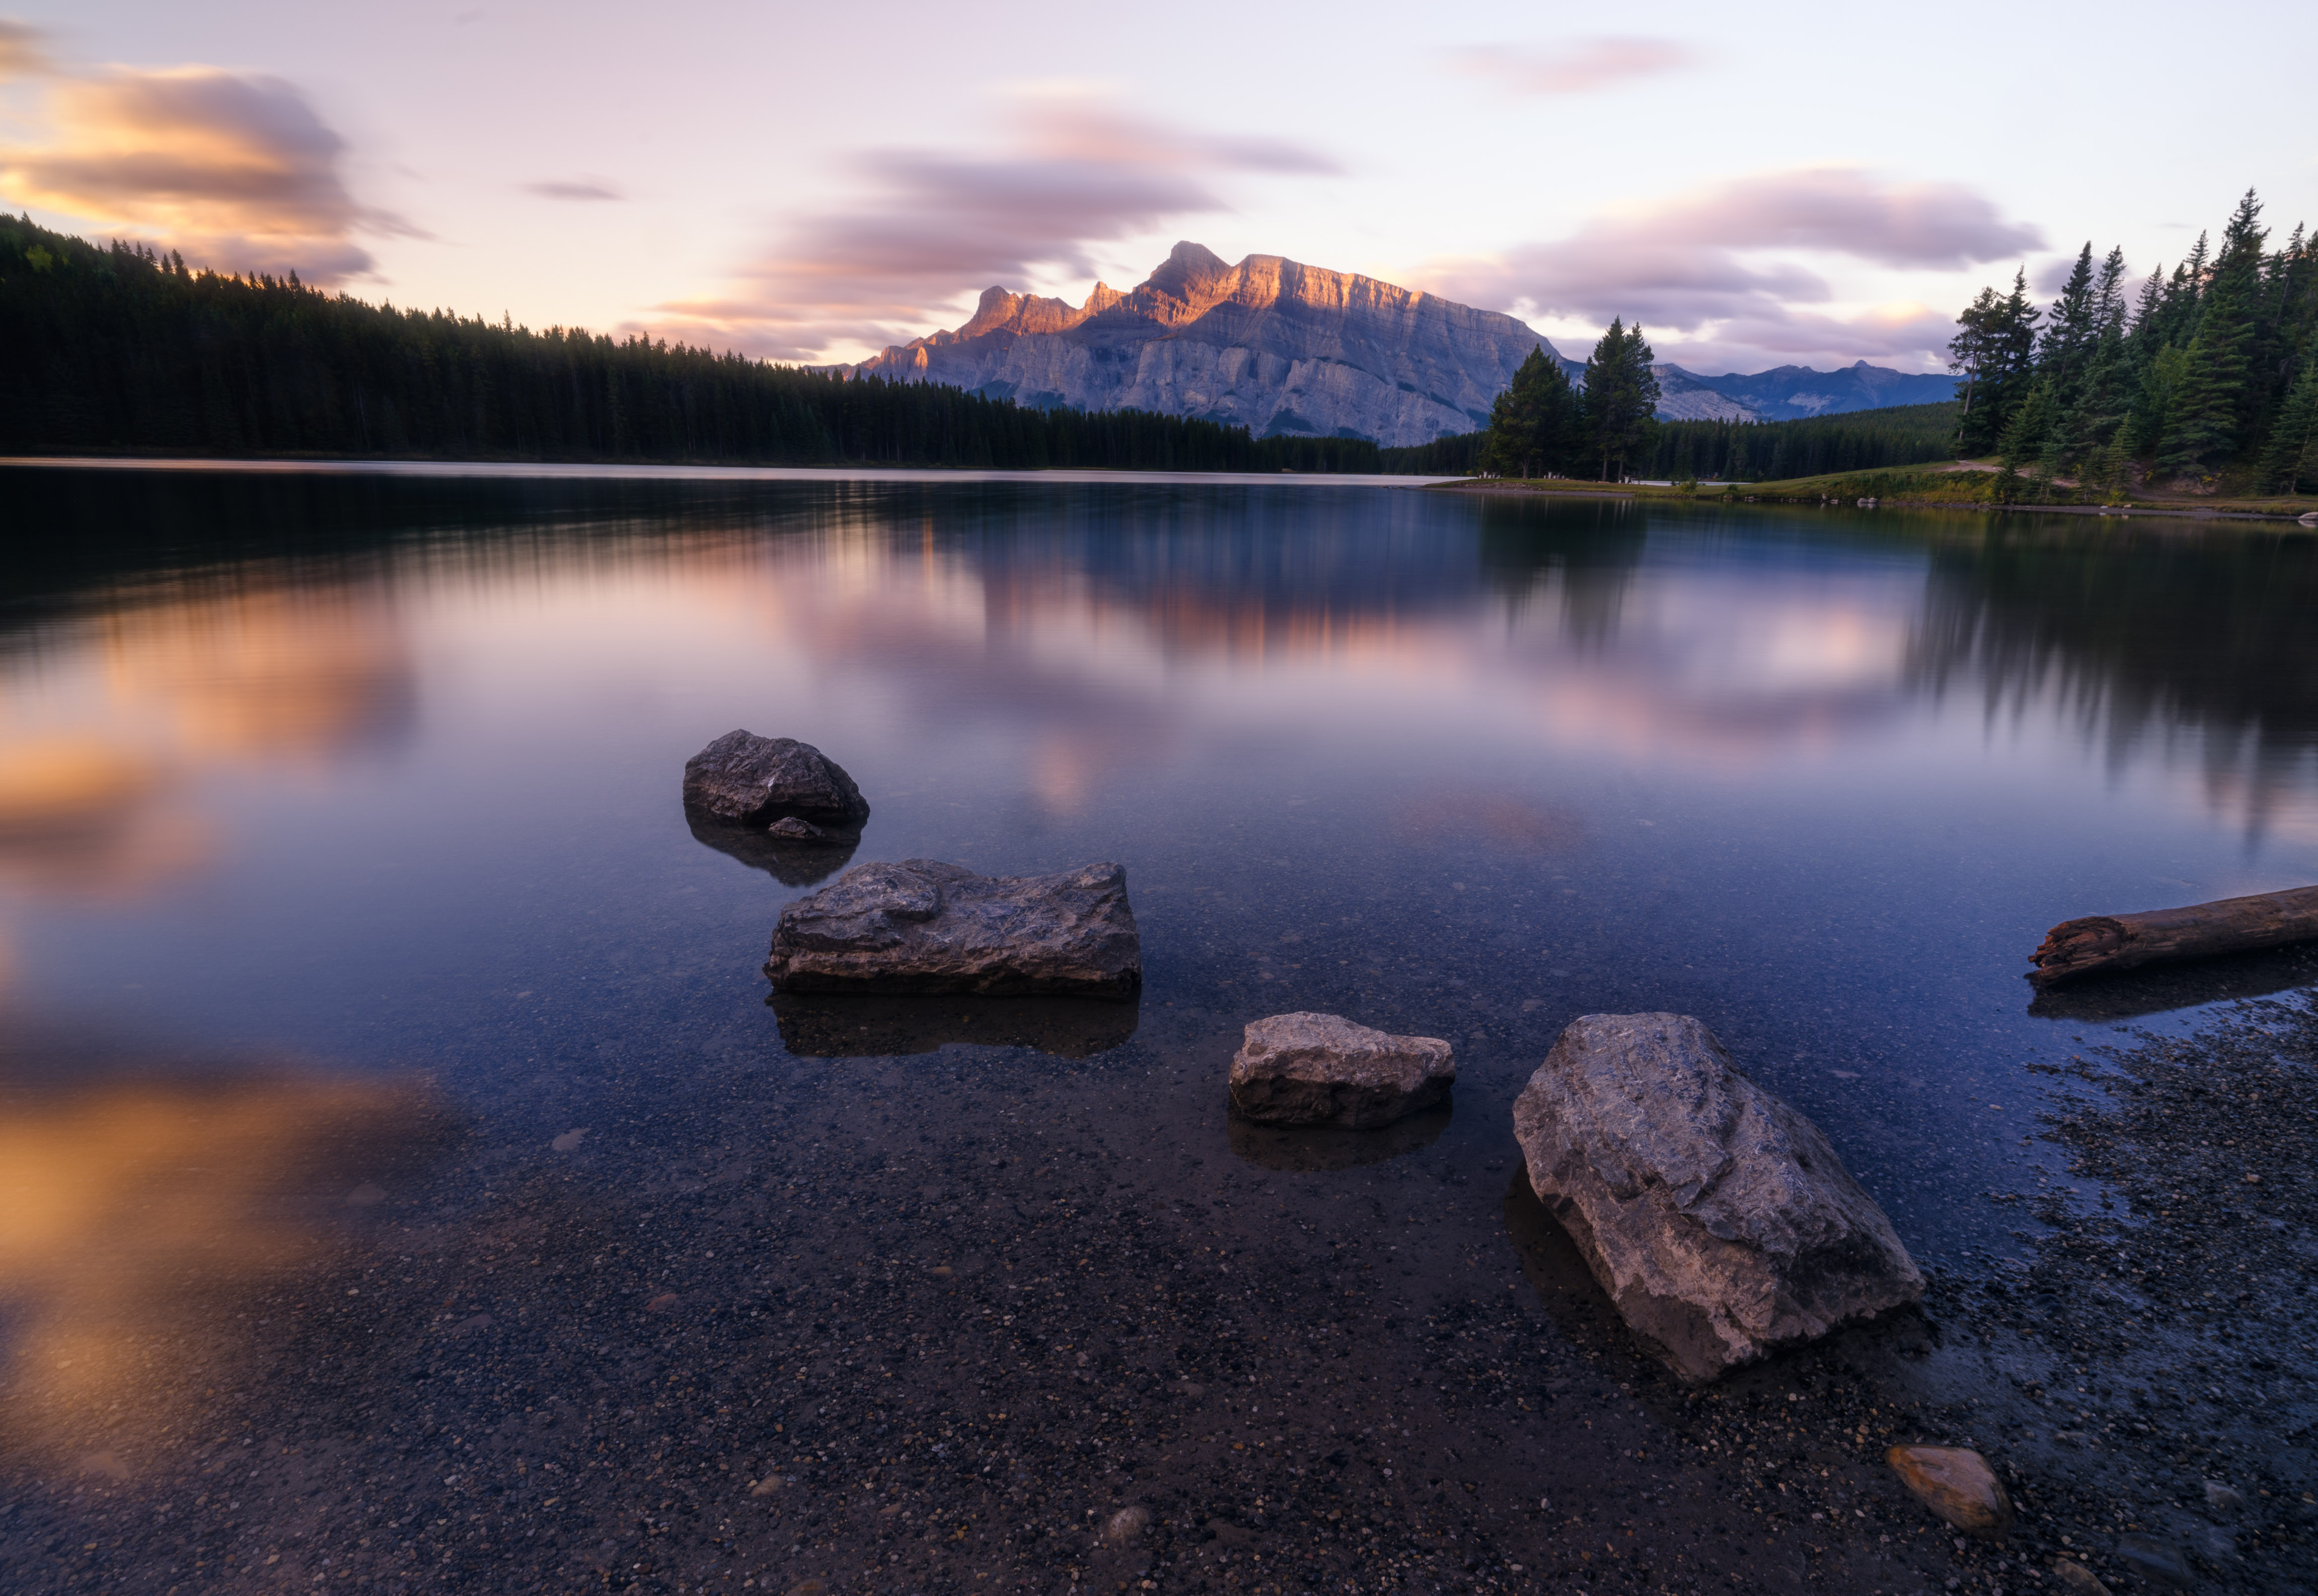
[1578,319,1660,482]
[1479,346,1578,478]
[2260,359,2318,492]
[1950,271,2040,455]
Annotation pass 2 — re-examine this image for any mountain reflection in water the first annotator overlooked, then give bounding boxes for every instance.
[1,466,2315,1594]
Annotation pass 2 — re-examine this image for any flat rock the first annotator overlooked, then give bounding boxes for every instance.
[1228,1012,1454,1129]
[1885,1445,2013,1540]
[682,730,870,826]
[1511,1013,1924,1381]
[765,859,1140,999]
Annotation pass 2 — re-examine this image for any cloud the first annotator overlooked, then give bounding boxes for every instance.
[0,17,48,80]
[0,66,402,282]
[648,97,1340,360]
[1418,166,2042,366]
[525,177,623,202]
[1450,37,1698,96]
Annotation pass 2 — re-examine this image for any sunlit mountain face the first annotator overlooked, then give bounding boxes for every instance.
[3,466,2315,1593]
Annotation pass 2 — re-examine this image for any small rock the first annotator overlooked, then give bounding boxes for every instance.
[1884,1446,2013,1540]
[766,859,1141,999]
[551,1128,588,1153]
[682,730,870,826]
[748,1475,785,1497]
[345,1181,388,1206]
[1512,1013,1923,1381]
[2203,1479,2243,1514]
[2114,1533,2192,1587]
[767,815,826,840]
[1102,1505,1150,1546]
[2051,1558,2110,1595]
[1228,1012,1454,1129]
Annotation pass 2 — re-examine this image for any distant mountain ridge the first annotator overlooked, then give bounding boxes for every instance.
[855,242,1955,443]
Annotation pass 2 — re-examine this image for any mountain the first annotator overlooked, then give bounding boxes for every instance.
[852,242,1560,448]
[854,241,1958,442]
[1657,362,1957,423]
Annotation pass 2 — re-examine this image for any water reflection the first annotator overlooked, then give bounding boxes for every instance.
[0,578,413,907]
[2024,941,2318,1022]
[685,811,861,886]
[1228,1100,1453,1172]
[767,990,1141,1057]
[1911,523,2318,842]
[0,1029,453,1471]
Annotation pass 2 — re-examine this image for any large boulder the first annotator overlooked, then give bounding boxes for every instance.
[1512,1013,1922,1382]
[1228,1012,1454,1129]
[682,731,870,827]
[765,860,1140,999]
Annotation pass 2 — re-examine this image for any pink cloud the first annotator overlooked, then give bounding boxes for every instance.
[646,101,1340,361]
[1417,166,2042,367]
[1449,37,1699,96]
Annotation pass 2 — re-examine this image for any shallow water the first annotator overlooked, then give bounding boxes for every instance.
[3,466,2315,1592]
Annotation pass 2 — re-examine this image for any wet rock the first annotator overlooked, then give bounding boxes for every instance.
[768,816,826,840]
[1884,1446,2011,1539]
[2051,1558,2110,1595]
[682,730,870,826]
[2114,1533,2193,1586]
[1228,1012,1454,1129]
[765,859,1141,999]
[1511,1013,1924,1381]
[1102,1505,1150,1546]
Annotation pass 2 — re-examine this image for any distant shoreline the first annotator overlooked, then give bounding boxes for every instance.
[0,454,1460,488]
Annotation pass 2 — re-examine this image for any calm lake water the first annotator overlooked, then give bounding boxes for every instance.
[2,464,2314,1594]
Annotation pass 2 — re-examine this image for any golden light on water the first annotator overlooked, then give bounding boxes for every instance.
[0,1063,450,1474]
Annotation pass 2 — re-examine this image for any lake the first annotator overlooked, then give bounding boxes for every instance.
[3,463,2314,1594]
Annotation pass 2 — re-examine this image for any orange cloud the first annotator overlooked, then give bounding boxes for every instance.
[0,66,404,282]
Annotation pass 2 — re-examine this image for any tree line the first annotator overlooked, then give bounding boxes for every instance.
[1645,402,1959,481]
[0,215,1382,473]
[1950,188,2316,494]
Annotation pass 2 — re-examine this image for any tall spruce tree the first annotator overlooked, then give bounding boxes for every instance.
[1479,346,1578,478]
[2159,195,2265,475]
[1578,319,1661,482]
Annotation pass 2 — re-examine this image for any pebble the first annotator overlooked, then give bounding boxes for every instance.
[1103,1505,1151,1546]
[1884,1445,2013,1540]
[2202,1479,2243,1514]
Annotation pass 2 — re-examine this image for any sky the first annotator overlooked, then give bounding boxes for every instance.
[0,1,2312,375]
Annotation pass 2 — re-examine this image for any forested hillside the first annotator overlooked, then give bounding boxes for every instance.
[0,216,1380,473]
[1950,189,2316,493]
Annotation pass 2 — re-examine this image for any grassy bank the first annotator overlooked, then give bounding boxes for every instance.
[1434,466,2318,521]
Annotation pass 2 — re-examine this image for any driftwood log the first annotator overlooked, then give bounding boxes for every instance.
[2027,884,2318,987]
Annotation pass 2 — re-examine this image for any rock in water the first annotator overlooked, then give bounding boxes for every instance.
[765,860,1140,999]
[1885,1446,2013,1539]
[1511,1013,1923,1381]
[1229,1013,1454,1129]
[682,730,870,826]
[2050,1560,2110,1596]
